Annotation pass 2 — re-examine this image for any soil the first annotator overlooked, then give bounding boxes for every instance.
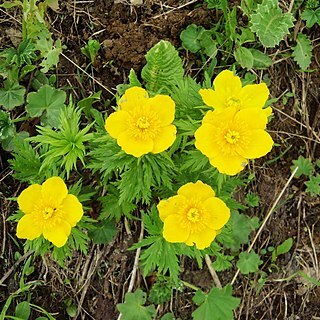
[0,1,320,320]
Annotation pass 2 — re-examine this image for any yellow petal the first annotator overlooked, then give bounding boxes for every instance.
[162,214,190,243]
[41,177,68,207]
[60,194,83,227]
[152,125,177,154]
[43,221,71,247]
[178,181,215,201]
[202,197,230,230]
[194,123,220,159]
[212,70,242,106]
[202,107,237,126]
[118,87,149,112]
[117,131,153,157]
[209,153,247,176]
[185,227,217,250]
[234,108,268,130]
[16,214,42,240]
[199,89,226,109]
[239,83,269,109]
[105,111,131,139]
[238,129,274,159]
[17,184,42,214]
[157,195,186,221]
[146,95,175,126]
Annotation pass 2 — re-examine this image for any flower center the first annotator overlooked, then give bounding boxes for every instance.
[187,208,201,222]
[226,97,241,108]
[136,117,150,129]
[43,207,56,220]
[225,130,240,144]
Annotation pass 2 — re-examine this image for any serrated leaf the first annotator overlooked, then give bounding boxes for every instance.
[26,84,66,127]
[236,251,262,274]
[192,285,240,320]
[0,79,25,110]
[117,289,156,320]
[249,48,272,68]
[250,0,294,47]
[212,253,233,272]
[234,46,254,69]
[292,33,312,70]
[141,40,184,94]
[88,219,117,244]
[291,155,314,177]
[305,174,320,196]
[301,8,320,27]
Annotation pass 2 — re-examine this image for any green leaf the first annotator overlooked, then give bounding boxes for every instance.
[250,0,294,47]
[238,27,255,45]
[0,79,25,110]
[245,193,260,207]
[291,155,314,177]
[301,8,320,28]
[272,237,293,262]
[212,253,233,272]
[141,40,184,94]
[26,84,66,127]
[180,24,203,53]
[249,48,272,69]
[117,289,156,320]
[305,174,320,196]
[236,251,262,274]
[88,219,118,244]
[15,301,31,319]
[149,275,174,304]
[192,285,240,320]
[81,39,101,63]
[292,33,312,70]
[234,46,254,69]
[0,110,15,141]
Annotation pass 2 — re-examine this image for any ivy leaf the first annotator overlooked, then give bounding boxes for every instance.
[249,48,272,69]
[0,79,26,110]
[250,0,294,47]
[291,155,314,177]
[234,46,253,69]
[236,251,263,274]
[26,84,66,127]
[292,33,312,70]
[192,285,240,320]
[117,289,156,320]
[88,219,118,244]
[301,8,320,28]
[305,174,320,196]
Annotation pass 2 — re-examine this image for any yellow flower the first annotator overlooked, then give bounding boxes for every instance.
[199,70,272,116]
[158,181,230,250]
[16,177,83,247]
[195,107,274,175]
[105,87,177,157]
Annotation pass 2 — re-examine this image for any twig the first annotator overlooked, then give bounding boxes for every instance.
[205,254,222,288]
[152,0,199,19]
[0,251,34,286]
[231,166,299,285]
[117,220,144,320]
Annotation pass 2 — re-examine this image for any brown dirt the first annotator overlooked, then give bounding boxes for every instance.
[1,1,320,320]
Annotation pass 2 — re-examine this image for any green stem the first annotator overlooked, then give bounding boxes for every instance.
[11,116,29,123]
[181,280,201,291]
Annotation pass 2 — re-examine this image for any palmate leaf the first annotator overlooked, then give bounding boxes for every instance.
[291,155,314,177]
[236,251,262,274]
[0,80,26,110]
[292,33,312,70]
[141,40,184,94]
[250,0,294,47]
[117,289,156,320]
[192,285,240,320]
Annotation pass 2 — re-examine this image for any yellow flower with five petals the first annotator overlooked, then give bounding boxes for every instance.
[105,87,177,157]
[16,177,83,247]
[199,70,272,116]
[195,107,274,175]
[158,181,230,250]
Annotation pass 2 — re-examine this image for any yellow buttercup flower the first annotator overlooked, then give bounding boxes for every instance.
[16,177,83,247]
[195,107,274,175]
[105,87,177,157]
[199,70,272,116]
[158,181,230,250]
